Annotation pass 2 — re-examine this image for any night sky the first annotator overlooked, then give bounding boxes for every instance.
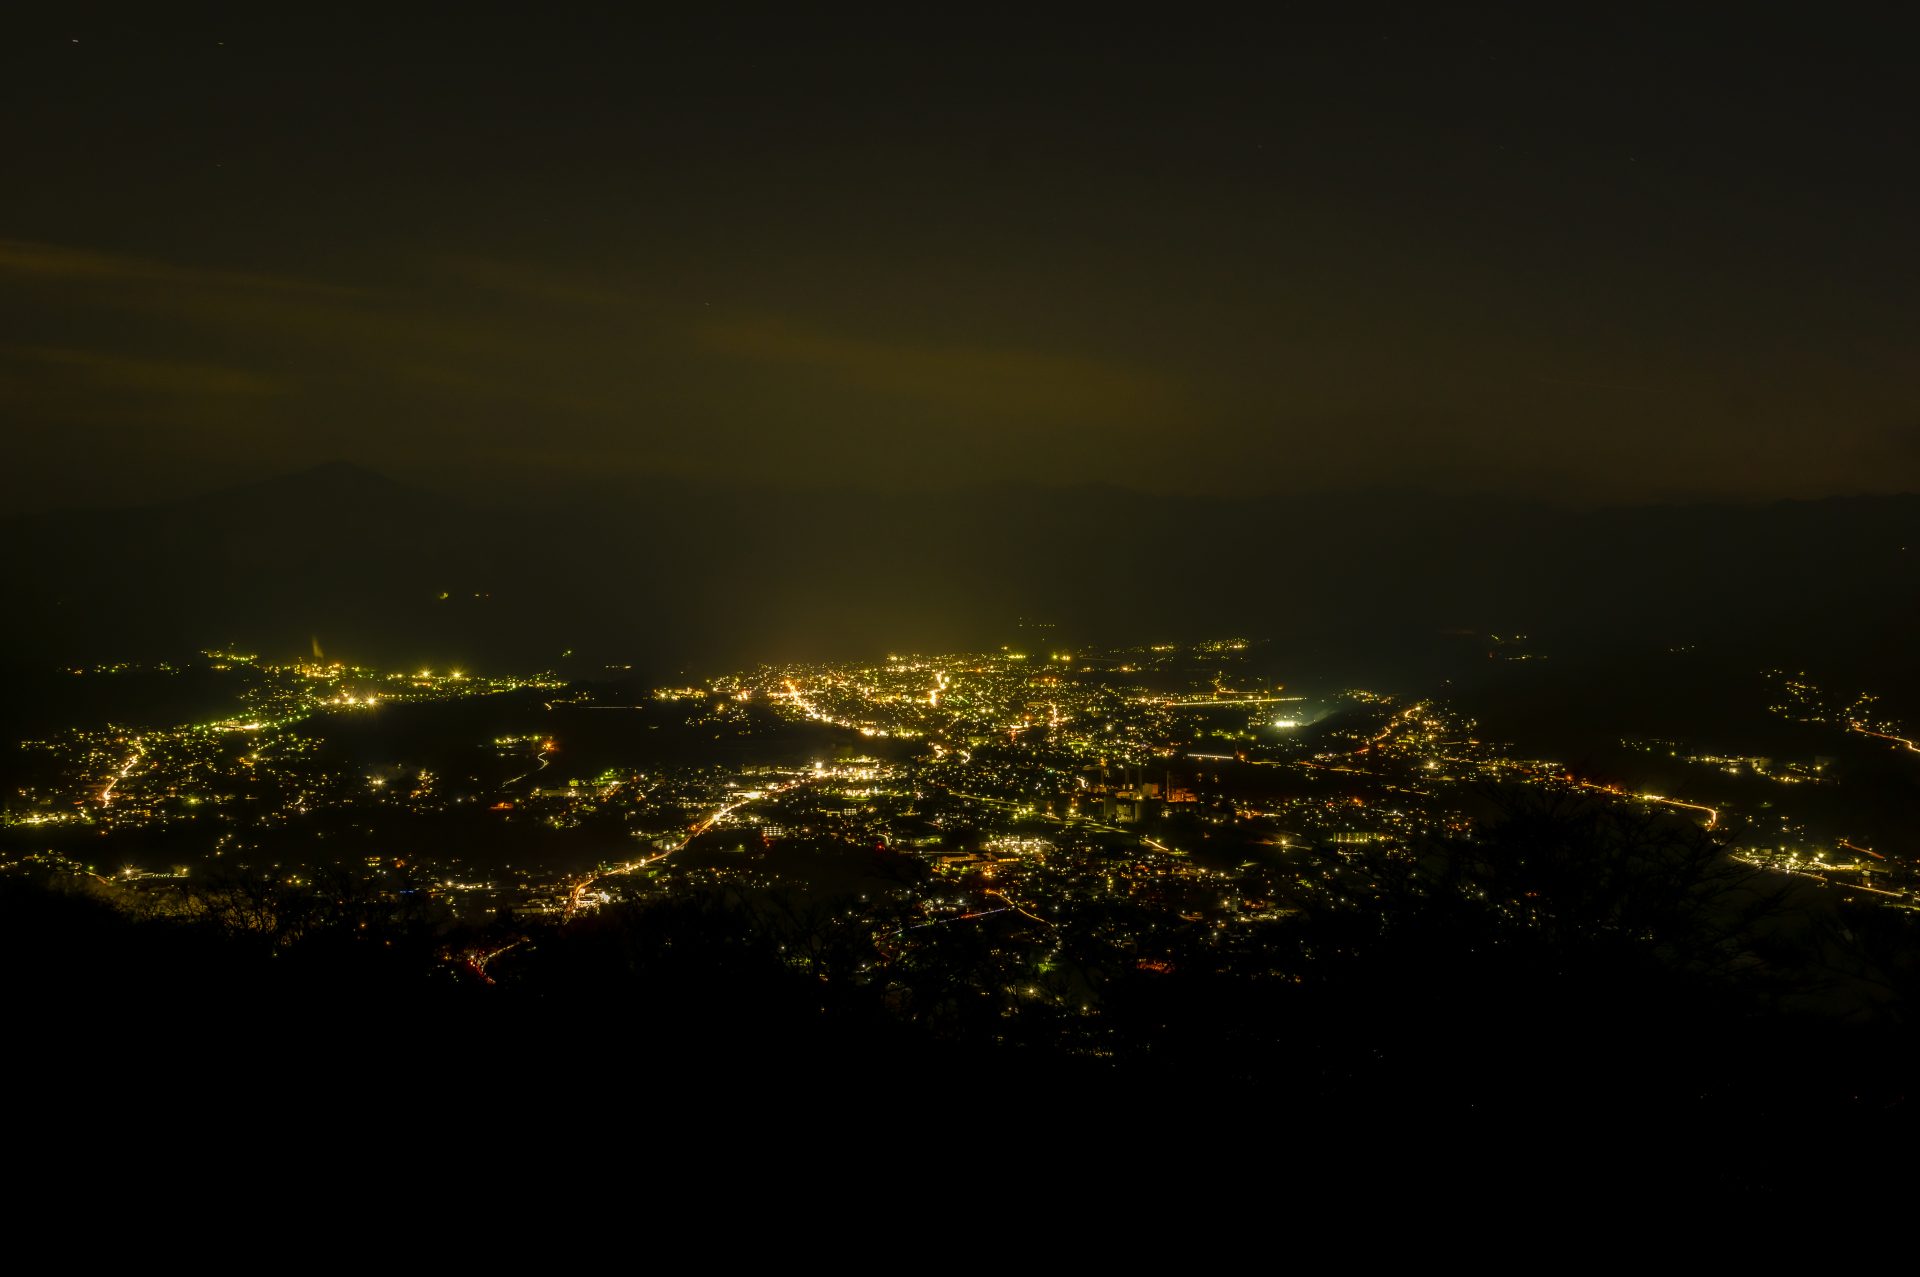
[4,10,1914,511]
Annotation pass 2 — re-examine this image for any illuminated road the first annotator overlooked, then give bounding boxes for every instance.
[463,938,526,984]
[1576,779,1719,830]
[98,739,146,807]
[983,888,1054,927]
[1752,862,1918,908]
[504,740,556,787]
[778,678,897,737]
[901,905,1011,932]
[1348,702,1427,755]
[1847,721,1920,755]
[896,888,1055,934]
[561,775,809,921]
[950,785,1182,862]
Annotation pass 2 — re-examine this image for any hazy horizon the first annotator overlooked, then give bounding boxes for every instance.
[14,454,1920,520]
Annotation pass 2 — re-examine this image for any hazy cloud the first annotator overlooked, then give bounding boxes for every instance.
[0,238,363,298]
[3,345,284,398]
[699,316,1180,428]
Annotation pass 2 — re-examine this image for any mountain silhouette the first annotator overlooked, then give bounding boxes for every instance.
[4,466,1917,683]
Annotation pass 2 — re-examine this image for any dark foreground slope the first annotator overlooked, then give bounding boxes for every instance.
[13,802,1920,1195]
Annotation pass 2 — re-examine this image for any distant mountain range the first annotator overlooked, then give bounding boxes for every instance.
[5,462,1918,685]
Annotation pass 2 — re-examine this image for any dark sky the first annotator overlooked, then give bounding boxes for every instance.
[3,9,1914,511]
